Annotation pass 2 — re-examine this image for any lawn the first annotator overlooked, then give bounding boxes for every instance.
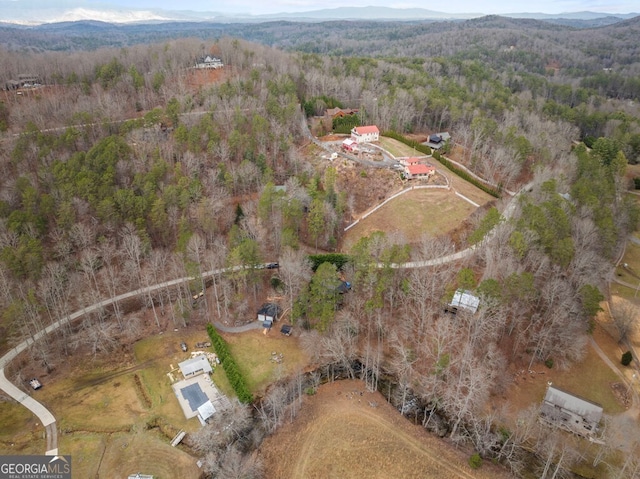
[221,328,309,395]
[342,188,477,250]
[378,137,423,158]
[503,324,626,422]
[1,327,216,476]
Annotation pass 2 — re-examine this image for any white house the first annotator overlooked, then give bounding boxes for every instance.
[178,355,212,379]
[351,125,379,144]
[195,55,224,69]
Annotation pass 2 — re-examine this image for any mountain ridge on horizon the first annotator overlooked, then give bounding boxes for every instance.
[1,4,638,25]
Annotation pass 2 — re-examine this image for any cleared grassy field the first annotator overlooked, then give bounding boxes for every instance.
[221,328,309,394]
[260,379,513,479]
[342,188,477,250]
[378,137,422,158]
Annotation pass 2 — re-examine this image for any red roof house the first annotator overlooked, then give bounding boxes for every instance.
[405,164,435,180]
[351,125,380,144]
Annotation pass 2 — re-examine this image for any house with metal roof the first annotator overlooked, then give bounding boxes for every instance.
[446,289,480,314]
[178,355,212,379]
[422,132,451,150]
[539,384,603,437]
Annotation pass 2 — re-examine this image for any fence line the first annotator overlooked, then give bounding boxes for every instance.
[344,183,450,231]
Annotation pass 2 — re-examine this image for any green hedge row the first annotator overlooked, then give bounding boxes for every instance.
[206,324,254,403]
[308,253,351,271]
[382,131,501,198]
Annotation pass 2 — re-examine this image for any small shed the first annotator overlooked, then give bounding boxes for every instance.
[179,355,212,378]
[257,303,280,323]
[197,400,216,425]
[447,289,480,314]
[342,138,357,151]
[280,324,292,336]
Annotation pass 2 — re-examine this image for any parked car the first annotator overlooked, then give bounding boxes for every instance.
[180,342,188,352]
[29,378,42,390]
[266,262,279,269]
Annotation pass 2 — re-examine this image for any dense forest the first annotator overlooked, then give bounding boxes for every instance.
[1,14,640,478]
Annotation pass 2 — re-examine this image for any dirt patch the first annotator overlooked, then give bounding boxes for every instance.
[610,382,632,408]
[333,161,403,218]
[259,379,514,479]
[184,68,228,91]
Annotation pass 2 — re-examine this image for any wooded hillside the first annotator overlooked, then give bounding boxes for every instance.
[1,15,640,478]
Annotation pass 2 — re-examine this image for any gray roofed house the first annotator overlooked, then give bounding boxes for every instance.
[422,132,451,150]
[179,355,213,378]
[539,385,603,437]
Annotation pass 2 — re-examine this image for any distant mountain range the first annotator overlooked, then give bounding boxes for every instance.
[0,4,637,25]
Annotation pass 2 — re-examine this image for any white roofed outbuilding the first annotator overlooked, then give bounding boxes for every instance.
[179,355,212,379]
[447,289,480,314]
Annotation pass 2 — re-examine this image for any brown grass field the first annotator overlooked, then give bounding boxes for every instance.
[259,379,515,479]
[342,188,484,251]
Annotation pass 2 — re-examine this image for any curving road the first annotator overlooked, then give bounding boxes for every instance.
[0,173,532,455]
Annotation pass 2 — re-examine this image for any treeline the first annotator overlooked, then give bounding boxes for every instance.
[206,324,253,403]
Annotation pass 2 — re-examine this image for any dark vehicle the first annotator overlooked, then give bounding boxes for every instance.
[30,378,42,390]
[266,262,279,269]
[180,342,188,352]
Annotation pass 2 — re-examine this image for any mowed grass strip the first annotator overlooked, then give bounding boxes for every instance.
[221,329,309,394]
[343,188,476,250]
[378,137,423,158]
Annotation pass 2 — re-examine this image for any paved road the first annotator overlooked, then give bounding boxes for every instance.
[0,177,532,455]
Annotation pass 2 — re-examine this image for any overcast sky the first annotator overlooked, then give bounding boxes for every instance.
[104,0,639,14]
[3,0,639,16]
